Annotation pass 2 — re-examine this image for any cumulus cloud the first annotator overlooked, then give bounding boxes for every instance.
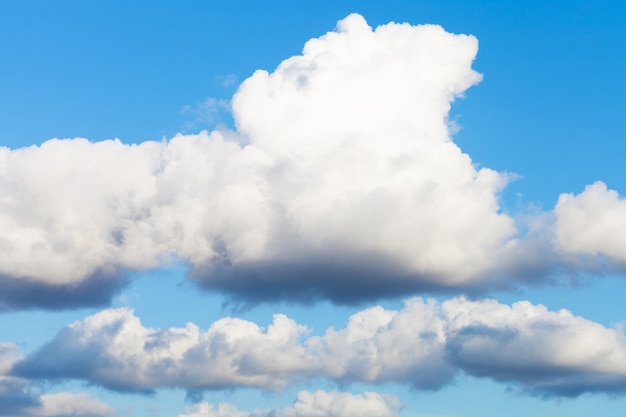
[442,297,626,396]
[14,297,626,397]
[0,13,523,308]
[554,181,626,266]
[13,308,312,392]
[0,343,115,417]
[178,390,400,417]
[1,13,624,309]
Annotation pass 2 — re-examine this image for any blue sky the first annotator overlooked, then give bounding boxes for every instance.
[1,1,626,416]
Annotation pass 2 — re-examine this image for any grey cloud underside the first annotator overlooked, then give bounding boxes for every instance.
[193,253,473,306]
[0,271,128,311]
[445,325,626,397]
[0,379,39,416]
[193,246,604,306]
[0,351,115,417]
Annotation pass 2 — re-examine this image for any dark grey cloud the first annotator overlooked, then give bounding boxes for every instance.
[0,270,128,312]
[0,378,40,416]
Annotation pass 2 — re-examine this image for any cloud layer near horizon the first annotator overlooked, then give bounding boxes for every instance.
[177,391,400,417]
[12,297,626,397]
[1,14,625,309]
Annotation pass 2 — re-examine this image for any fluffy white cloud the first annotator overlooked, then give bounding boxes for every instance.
[554,181,626,264]
[14,297,626,396]
[310,299,454,388]
[14,308,312,392]
[227,13,516,287]
[0,13,521,307]
[0,133,261,284]
[178,390,399,417]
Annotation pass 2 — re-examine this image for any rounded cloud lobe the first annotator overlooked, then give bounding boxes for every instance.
[0,14,523,307]
[13,297,626,397]
[554,181,626,266]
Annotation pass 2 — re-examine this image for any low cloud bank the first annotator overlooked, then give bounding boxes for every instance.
[13,297,626,397]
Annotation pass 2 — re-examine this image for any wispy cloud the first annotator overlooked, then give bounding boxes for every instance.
[180,97,232,132]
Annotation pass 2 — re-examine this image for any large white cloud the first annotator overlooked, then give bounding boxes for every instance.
[14,297,626,396]
[2,13,624,308]
[178,390,400,417]
[0,13,522,307]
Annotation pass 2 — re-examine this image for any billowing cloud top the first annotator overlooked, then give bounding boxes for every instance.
[1,14,625,309]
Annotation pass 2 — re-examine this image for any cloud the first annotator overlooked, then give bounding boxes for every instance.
[21,393,116,417]
[554,181,626,267]
[0,343,115,417]
[1,13,624,309]
[0,14,521,308]
[14,297,626,397]
[178,390,400,417]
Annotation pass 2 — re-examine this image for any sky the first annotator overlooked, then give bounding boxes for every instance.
[1,1,626,416]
